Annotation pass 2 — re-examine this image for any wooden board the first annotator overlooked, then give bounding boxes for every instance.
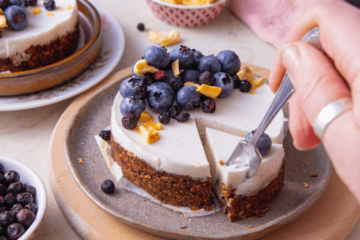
[48,64,360,240]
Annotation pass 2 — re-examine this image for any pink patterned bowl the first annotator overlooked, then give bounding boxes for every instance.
[146,0,229,27]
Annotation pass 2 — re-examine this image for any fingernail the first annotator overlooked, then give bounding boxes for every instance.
[281,43,300,74]
[293,140,305,151]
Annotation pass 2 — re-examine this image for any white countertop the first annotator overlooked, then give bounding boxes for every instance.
[0,0,358,239]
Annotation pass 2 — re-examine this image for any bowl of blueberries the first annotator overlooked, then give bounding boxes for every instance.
[0,156,46,240]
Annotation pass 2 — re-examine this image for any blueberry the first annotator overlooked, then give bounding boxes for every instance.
[198,71,215,85]
[0,175,5,185]
[0,236,6,240]
[169,45,196,69]
[24,185,36,197]
[28,0,37,6]
[121,113,138,130]
[4,194,15,207]
[7,223,25,239]
[168,105,181,119]
[216,50,241,75]
[213,72,234,98]
[175,112,190,122]
[0,207,6,213]
[202,97,216,113]
[25,202,37,215]
[101,180,115,194]
[43,0,55,10]
[119,77,142,98]
[144,45,169,69]
[99,130,111,141]
[0,197,4,207]
[163,69,183,92]
[146,82,175,113]
[133,83,147,99]
[16,192,34,205]
[198,55,221,74]
[158,112,171,124]
[180,69,200,83]
[16,209,35,228]
[245,131,272,156]
[0,211,16,227]
[10,204,23,214]
[6,182,23,195]
[137,23,145,31]
[0,0,10,10]
[0,226,4,236]
[142,73,154,86]
[4,5,28,31]
[239,80,252,92]
[9,0,25,7]
[0,165,4,175]
[3,171,19,185]
[192,48,204,66]
[120,97,145,118]
[176,86,201,110]
[231,75,241,88]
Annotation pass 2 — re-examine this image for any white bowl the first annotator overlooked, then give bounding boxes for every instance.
[0,156,47,240]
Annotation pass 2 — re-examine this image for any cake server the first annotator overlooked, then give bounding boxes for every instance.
[226,27,322,178]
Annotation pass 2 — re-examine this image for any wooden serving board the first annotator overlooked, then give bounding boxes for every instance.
[48,64,360,240]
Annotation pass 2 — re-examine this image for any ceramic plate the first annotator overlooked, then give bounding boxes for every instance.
[63,73,333,240]
[0,2,124,111]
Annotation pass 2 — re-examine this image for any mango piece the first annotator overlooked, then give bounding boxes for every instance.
[184,82,200,88]
[237,66,254,82]
[33,7,41,15]
[0,9,3,15]
[0,15,6,28]
[139,110,154,123]
[134,59,159,76]
[137,125,160,144]
[250,77,265,86]
[149,30,180,47]
[46,12,54,16]
[172,59,180,77]
[66,5,73,10]
[143,120,162,131]
[196,84,222,98]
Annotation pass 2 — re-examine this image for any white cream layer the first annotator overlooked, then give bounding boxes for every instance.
[204,128,284,196]
[0,0,78,61]
[111,82,284,182]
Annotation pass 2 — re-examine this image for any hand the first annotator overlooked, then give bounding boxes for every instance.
[269,0,360,201]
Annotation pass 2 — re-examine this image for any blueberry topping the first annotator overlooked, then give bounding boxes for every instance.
[244,130,272,156]
[146,82,175,113]
[0,165,4,175]
[15,192,34,205]
[168,105,182,119]
[7,223,25,239]
[202,97,216,113]
[198,71,215,85]
[144,45,169,69]
[216,50,241,75]
[175,112,190,122]
[142,73,154,86]
[0,197,4,207]
[120,97,145,118]
[231,75,241,88]
[119,77,142,98]
[133,83,147,98]
[154,70,166,82]
[158,112,171,124]
[213,72,234,98]
[4,171,19,185]
[137,23,145,31]
[0,211,16,227]
[0,236,6,240]
[44,0,55,10]
[4,6,28,31]
[99,130,111,141]
[0,225,4,236]
[198,55,221,74]
[10,204,23,214]
[6,182,23,195]
[0,175,5,185]
[24,185,36,197]
[101,180,115,194]
[192,48,204,66]
[25,202,38,215]
[169,45,196,69]
[0,207,6,213]
[4,194,15,207]
[176,86,201,110]
[180,69,200,84]
[28,0,37,6]
[16,209,35,228]
[239,80,252,92]
[121,113,138,130]
[0,0,10,10]
[9,0,24,7]
[163,69,183,92]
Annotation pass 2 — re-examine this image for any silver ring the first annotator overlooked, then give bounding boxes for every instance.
[313,98,352,140]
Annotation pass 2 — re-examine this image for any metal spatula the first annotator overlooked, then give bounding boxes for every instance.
[225,27,322,178]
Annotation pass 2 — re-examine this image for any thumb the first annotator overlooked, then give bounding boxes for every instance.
[280,42,351,145]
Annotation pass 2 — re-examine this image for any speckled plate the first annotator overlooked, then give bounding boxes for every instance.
[64,71,332,240]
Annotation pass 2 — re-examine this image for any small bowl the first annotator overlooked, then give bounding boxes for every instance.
[0,0,102,96]
[0,156,47,240]
[146,0,228,27]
